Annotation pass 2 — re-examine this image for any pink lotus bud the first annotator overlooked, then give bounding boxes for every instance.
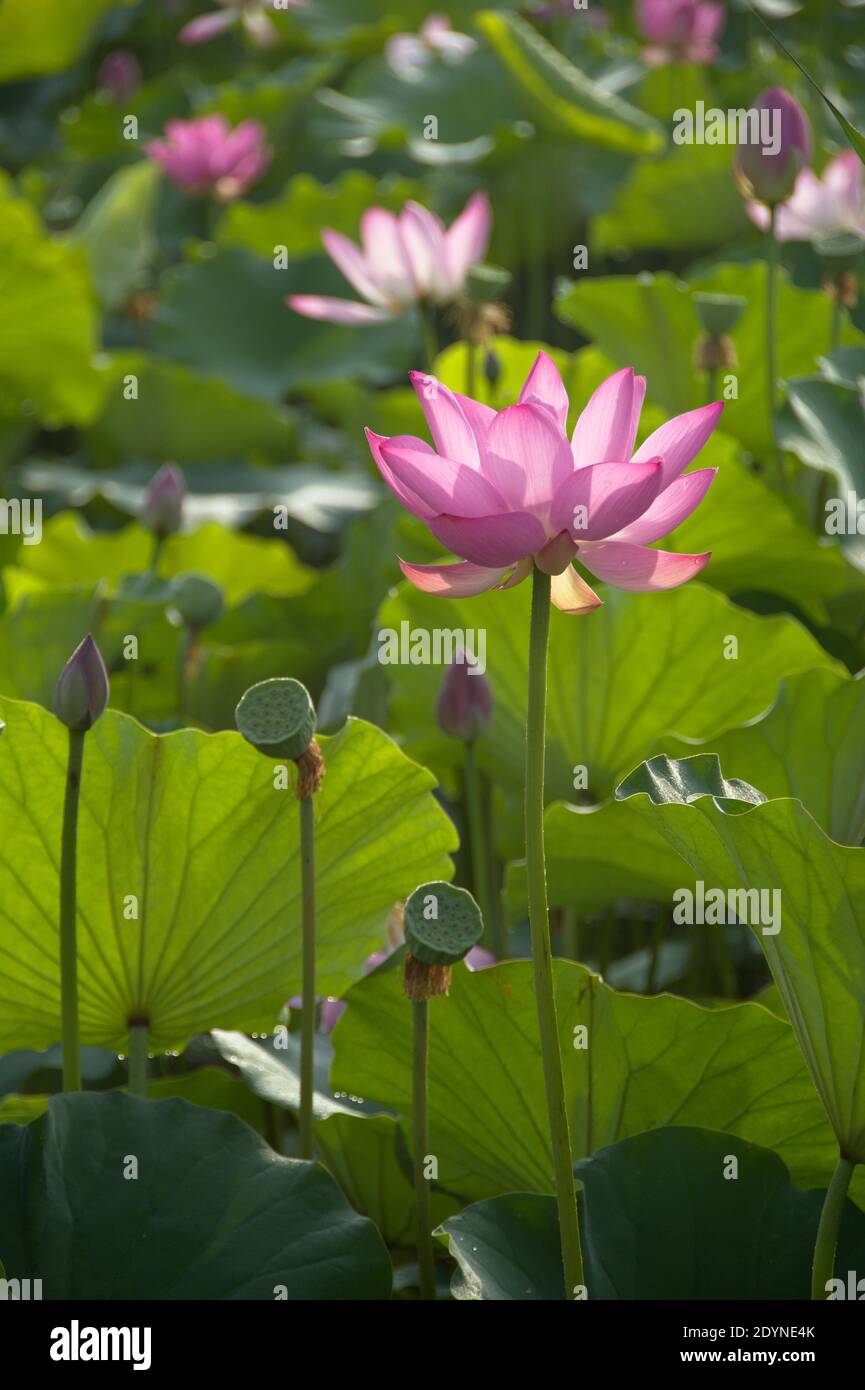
[734,88,811,208]
[436,661,492,742]
[97,50,142,103]
[54,635,110,732]
[142,464,185,538]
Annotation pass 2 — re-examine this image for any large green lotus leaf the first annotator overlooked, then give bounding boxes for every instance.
[476,11,664,154]
[0,700,456,1051]
[780,377,865,575]
[331,959,859,1206]
[378,580,839,803]
[211,1029,361,1121]
[316,1111,460,1248]
[85,353,296,464]
[507,666,865,920]
[556,264,864,454]
[615,753,767,811]
[12,514,315,606]
[438,1130,865,1300]
[154,246,418,399]
[71,163,160,311]
[0,0,126,80]
[577,1127,865,1300]
[0,174,105,427]
[436,1192,564,1300]
[662,433,865,624]
[595,142,748,254]
[218,171,422,261]
[0,1092,392,1299]
[622,796,865,1164]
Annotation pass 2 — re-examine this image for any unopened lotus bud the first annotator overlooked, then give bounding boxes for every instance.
[483,347,502,389]
[694,292,746,338]
[734,88,811,208]
[173,573,224,631]
[97,50,142,103]
[141,464,185,539]
[436,660,492,742]
[54,635,110,732]
[236,678,316,762]
[403,881,484,1001]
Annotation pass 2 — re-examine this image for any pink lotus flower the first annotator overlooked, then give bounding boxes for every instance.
[97,50,142,102]
[366,354,721,613]
[179,0,302,47]
[287,192,491,325]
[147,115,271,201]
[747,151,865,243]
[385,15,477,82]
[635,0,725,65]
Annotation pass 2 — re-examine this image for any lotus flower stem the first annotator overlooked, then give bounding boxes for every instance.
[765,206,786,488]
[463,741,500,956]
[412,998,436,1299]
[419,301,439,374]
[811,1155,855,1298]
[298,793,316,1159]
[525,565,584,1296]
[830,296,842,353]
[705,367,717,406]
[148,533,164,579]
[128,1022,148,1097]
[60,729,86,1091]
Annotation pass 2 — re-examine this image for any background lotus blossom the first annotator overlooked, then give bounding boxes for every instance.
[734,88,811,208]
[747,151,865,243]
[147,114,271,201]
[287,192,491,325]
[385,15,477,82]
[635,0,725,65]
[180,0,301,47]
[367,353,720,613]
[97,50,142,102]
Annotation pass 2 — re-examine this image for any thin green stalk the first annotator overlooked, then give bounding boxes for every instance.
[419,301,439,375]
[298,794,316,1160]
[526,565,584,1298]
[128,1022,148,1097]
[830,294,842,353]
[412,999,436,1300]
[464,741,500,957]
[811,1155,855,1299]
[60,729,86,1092]
[766,206,786,488]
[705,367,717,405]
[148,533,164,579]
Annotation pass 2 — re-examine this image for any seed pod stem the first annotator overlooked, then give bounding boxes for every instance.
[464,741,500,958]
[298,794,316,1160]
[60,729,86,1092]
[412,998,436,1301]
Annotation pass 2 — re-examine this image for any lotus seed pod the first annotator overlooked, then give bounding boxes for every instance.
[54,635,110,732]
[173,573,224,631]
[235,678,316,761]
[404,881,484,967]
[693,292,746,338]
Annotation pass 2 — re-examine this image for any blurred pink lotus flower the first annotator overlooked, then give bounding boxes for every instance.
[287,192,491,325]
[385,15,477,81]
[734,88,811,209]
[366,353,721,612]
[97,50,142,102]
[180,0,301,47]
[147,115,271,201]
[635,0,725,65]
[747,151,863,242]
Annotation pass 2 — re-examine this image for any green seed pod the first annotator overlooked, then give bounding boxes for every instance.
[235,678,316,761]
[404,881,483,967]
[172,573,224,631]
[693,293,746,338]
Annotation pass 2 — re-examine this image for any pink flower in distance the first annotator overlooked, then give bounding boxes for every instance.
[147,115,271,201]
[366,353,721,614]
[287,192,491,326]
[635,0,725,65]
[386,15,477,82]
[180,0,302,47]
[747,151,865,243]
